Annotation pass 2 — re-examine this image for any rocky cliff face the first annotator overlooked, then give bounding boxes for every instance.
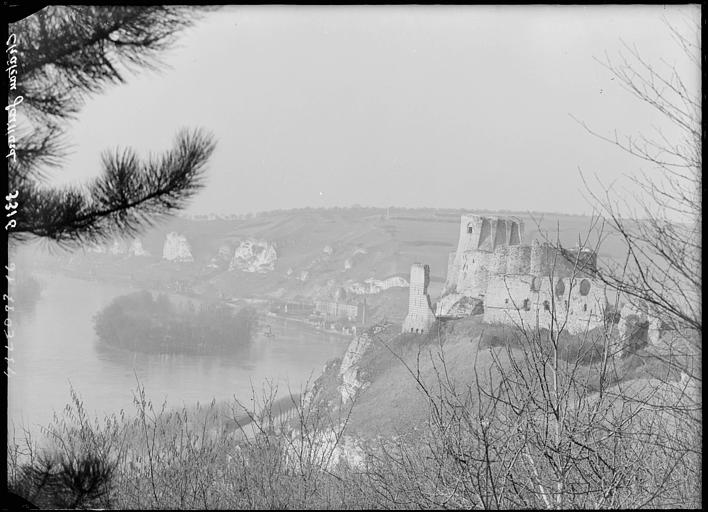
[285,427,365,471]
[344,276,408,295]
[162,232,194,262]
[338,332,373,402]
[229,239,277,273]
[436,293,484,318]
[284,327,390,471]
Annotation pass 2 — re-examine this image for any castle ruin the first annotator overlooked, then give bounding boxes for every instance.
[402,263,436,334]
[407,214,609,335]
[444,215,525,297]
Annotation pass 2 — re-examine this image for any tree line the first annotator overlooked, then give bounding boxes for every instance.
[93,291,257,355]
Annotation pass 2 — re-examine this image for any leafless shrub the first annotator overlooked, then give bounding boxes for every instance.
[366,234,700,509]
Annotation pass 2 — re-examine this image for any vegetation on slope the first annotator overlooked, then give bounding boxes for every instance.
[7,314,699,509]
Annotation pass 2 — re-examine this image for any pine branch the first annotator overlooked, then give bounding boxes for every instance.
[7,6,219,248]
[10,129,216,247]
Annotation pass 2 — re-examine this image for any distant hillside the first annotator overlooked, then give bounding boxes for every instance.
[25,207,629,305]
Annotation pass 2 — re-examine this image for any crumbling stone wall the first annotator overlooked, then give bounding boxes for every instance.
[457,250,492,297]
[433,215,608,336]
[569,247,598,277]
[506,245,532,275]
[616,302,669,355]
[483,275,607,334]
[402,263,436,334]
[490,245,508,275]
[530,241,597,278]
[617,304,650,356]
[444,251,457,288]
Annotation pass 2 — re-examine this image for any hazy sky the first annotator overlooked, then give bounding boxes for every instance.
[46,5,700,216]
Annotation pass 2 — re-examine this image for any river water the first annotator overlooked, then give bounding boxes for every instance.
[7,273,350,440]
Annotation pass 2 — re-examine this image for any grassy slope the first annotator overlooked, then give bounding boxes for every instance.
[310,318,505,439]
[313,315,679,440]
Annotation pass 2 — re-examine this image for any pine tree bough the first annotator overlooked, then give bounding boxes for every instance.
[8,6,217,247]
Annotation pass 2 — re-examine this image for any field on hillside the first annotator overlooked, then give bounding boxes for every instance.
[23,207,631,305]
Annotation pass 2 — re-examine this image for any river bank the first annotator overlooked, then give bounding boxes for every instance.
[34,261,359,339]
[8,272,351,444]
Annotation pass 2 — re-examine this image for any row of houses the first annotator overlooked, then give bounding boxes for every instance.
[270,300,366,324]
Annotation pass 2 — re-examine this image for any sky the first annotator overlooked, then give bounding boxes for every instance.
[44,5,700,217]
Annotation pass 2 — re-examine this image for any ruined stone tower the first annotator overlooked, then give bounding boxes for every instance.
[444,215,524,298]
[434,214,607,334]
[402,263,436,334]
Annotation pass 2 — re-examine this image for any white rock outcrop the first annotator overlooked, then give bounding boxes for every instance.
[267,287,287,299]
[109,240,128,255]
[89,238,149,256]
[286,428,365,471]
[162,232,194,262]
[229,239,277,273]
[436,293,484,318]
[343,248,368,271]
[648,316,664,346]
[129,239,150,257]
[338,333,372,402]
[344,276,409,295]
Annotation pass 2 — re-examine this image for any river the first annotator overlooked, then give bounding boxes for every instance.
[7,273,351,441]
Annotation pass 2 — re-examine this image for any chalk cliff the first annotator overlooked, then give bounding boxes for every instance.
[162,232,194,262]
[129,239,150,257]
[338,332,373,402]
[229,239,277,273]
[285,427,365,471]
[344,276,408,295]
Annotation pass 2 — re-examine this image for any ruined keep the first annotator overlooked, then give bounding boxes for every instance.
[444,215,525,298]
[432,215,607,334]
[402,263,436,334]
[162,232,194,262]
